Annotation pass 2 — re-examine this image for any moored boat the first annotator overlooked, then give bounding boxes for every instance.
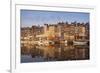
[73,40,87,45]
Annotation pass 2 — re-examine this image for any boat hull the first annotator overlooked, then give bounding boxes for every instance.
[73,41,87,45]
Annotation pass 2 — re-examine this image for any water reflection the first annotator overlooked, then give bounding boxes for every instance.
[21,44,89,63]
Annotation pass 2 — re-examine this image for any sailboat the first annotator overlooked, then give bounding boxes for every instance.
[73,23,87,45]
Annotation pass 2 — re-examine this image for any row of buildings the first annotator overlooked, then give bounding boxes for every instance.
[21,22,89,48]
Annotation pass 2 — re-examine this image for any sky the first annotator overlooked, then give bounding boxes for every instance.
[21,10,89,27]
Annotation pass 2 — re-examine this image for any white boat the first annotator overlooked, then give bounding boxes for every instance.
[73,40,87,45]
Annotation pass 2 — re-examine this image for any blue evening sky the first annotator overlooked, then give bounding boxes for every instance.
[21,10,89,27]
